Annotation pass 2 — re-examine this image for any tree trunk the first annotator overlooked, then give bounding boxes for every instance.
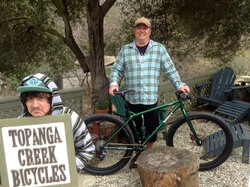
[137,146,199,187]
[86,0,110,104]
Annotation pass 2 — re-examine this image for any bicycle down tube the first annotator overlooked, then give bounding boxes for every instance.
[104,94,191,150]
[129,96,199,148]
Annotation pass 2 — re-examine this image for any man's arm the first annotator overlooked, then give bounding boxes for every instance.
[160,45,190,92]
[109,48,126,96]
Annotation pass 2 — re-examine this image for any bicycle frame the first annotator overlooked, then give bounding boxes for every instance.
[84,91,234,175]
[104,93,200,151]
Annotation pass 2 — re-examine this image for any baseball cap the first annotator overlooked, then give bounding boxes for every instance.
[17,77,52,93]
[134,17,151,28]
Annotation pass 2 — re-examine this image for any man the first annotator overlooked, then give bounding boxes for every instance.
[109,17,190,149]
[17,73,95,169]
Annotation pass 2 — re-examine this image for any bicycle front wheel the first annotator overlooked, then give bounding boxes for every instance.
[82,114,134,175]
[167,112,233,171]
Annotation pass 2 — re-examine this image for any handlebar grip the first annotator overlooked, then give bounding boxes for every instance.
[182,93,188,100]
[175,91,191,101]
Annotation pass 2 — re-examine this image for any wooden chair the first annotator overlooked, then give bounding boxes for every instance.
[196,67,236,107]
[197,67,250,163]
[212,74,250,126]
[205,123,249,163]
[212,95,250,164]
[214,100,250,125]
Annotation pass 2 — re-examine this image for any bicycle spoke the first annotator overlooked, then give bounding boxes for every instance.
[82,114,134,175]
[167,112,233,171]
[173,119,222,161]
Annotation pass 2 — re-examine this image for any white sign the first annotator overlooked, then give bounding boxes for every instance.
[0,115,78,187]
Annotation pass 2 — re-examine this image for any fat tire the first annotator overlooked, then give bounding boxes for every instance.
[166,112,233,171]
[82,114,134,175]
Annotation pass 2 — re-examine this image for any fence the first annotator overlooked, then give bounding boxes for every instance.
[0,73,214,119]
[158,73,214,108]
[0,87,85,119]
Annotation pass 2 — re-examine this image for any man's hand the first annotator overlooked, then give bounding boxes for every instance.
[109,86,119,96]
[178,85,190,94]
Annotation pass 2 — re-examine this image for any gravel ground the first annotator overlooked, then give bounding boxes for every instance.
[1,119,248,187]
[78,123,250,187]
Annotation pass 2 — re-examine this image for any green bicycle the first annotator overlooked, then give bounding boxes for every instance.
[82,90,233,175]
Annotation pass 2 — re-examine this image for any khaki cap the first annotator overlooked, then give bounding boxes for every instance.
[134,17,151,28]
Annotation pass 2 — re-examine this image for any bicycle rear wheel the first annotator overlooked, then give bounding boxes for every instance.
[167,112,233,171]
[82,114,134,175]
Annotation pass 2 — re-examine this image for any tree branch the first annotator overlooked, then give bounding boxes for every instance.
[52,0,72,38]
[52,0,89,72]
[34,26,65,40]
[101,0,117,17]
[1,16,65,40]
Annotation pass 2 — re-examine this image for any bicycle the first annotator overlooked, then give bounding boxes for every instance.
[82,90,233,175]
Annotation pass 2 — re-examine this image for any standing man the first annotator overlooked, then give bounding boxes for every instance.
[109,17,190,149]
[17,73,95,169]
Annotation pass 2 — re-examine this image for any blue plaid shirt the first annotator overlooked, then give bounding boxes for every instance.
[110,40,185,104]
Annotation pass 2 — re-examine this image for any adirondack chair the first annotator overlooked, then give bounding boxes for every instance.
[196,67,250,125]
[211,93,250,163]
[196,67,236,107]
[214,100,250,125]
[205,123,249,163]
[197,67,250,163]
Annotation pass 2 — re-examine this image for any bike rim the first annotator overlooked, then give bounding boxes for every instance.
[169,115,232,170]
[84,116,134,174]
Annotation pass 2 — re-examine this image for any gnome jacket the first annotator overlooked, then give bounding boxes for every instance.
[18,73,95,169]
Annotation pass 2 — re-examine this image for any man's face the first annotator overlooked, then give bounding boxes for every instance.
[133,24,151,43]
[26,94,51,117]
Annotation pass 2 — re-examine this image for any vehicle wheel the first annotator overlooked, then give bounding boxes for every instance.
[81,114,134,175]
[166,112,233,171]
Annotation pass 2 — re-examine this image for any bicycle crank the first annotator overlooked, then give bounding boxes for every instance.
[129,150,143,170]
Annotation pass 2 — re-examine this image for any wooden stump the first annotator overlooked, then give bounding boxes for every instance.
[137,146,199,187]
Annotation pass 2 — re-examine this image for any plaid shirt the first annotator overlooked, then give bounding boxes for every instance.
[110,40,185,104]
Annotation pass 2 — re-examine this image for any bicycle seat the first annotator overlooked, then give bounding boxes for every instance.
[114,89,134,96]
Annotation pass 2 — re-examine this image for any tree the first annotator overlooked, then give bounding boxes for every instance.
[1,0,248,103]
[0,1,74,79]
[119,0,249,68]
[0,0,116,105]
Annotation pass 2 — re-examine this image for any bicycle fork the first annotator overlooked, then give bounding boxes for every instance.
[182,110,202,146]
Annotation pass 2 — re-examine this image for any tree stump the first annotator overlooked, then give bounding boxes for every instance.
[137,146,199,187]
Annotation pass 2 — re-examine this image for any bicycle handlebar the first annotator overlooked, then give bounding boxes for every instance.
[113,89,134,96]
[114,89,191,102]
